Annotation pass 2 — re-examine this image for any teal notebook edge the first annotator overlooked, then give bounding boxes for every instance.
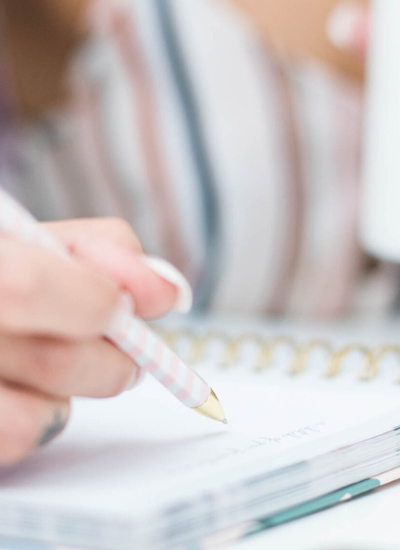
[195,470,399,550]
[245,478,381,536]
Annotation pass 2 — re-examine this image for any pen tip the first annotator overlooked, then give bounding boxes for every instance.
[222,418,228,425]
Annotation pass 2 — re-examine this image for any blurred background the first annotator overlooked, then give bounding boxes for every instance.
[2,0,395,321]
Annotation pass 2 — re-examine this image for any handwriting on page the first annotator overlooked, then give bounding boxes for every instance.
[169,423,326,474]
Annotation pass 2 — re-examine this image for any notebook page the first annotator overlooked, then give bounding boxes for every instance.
[1,374,400,522]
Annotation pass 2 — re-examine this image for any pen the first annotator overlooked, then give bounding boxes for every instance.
[0,188,226,423]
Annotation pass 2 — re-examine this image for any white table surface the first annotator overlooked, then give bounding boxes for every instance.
[229,479,400,550]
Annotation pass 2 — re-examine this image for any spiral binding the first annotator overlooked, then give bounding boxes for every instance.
[155,327,400,383]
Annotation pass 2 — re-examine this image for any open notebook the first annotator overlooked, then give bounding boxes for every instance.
[1,317,400,550]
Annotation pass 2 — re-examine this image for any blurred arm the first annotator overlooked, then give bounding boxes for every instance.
[226,0,368,81]
[0,0,92,118]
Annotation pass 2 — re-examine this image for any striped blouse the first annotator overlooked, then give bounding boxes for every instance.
[0,0,398,318]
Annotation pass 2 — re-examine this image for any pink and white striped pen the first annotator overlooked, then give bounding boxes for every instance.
[0,188,226,423]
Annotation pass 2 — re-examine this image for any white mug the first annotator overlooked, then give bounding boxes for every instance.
[361,0,400,261]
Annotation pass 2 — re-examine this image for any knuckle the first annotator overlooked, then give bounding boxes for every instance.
[0,254,37,331]
[105,370,131,398]
[28,342,78,395]
[88,282,120,333]
[104,218,142,251]
[0,406,37,465]
[92,346,134,398]
[105,218,133,237]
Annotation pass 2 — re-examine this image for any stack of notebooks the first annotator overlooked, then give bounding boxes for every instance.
[1,317,400,550]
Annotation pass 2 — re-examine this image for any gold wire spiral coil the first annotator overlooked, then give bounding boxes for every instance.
[161,328,195,348]
[254,336,297,372]
[359,345,400,382]
[289,340,334,375]
[156,327,400,383]
[326,344,370,378]
[188,330,232,364]
[221,333,266,368]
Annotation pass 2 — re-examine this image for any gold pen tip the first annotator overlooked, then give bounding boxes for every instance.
[193,389,226,422]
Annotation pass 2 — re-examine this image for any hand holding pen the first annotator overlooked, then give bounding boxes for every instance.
[0,190,225,466]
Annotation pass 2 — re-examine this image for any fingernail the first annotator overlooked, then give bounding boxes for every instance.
[124,367,146,391]
[139,256,193,314]
[38,407,69,447]
[326,2,364,51]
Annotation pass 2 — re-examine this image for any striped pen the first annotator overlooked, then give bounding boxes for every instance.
[0,188,226,423]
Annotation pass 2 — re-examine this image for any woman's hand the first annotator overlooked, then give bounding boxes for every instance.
[0,218,189,465]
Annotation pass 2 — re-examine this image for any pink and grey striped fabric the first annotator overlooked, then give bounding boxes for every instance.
[0,0,398,319]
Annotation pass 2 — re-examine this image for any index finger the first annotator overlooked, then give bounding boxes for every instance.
[0,237,120,338]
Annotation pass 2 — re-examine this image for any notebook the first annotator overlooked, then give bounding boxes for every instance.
[1,316,400,550]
